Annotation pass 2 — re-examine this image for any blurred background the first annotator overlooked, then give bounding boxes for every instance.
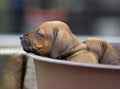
[0,1,120,89]
[0,0,120,36]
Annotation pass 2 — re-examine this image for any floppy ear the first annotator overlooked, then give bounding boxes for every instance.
[101,43,120,65]
[51,28,75,59]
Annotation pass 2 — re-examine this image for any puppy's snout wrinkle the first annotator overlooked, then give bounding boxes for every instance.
[22,40,31,47]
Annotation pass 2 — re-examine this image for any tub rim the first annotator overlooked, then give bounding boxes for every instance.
[27,53,120,70]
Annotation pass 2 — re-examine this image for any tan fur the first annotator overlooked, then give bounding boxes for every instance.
[83,38,120,65]
[21,21,120,65]
[67,50,98,64]
[2,55,27,89]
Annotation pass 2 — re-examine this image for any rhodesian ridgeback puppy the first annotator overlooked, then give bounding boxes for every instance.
[83,38,120,64]
[20,21,120,64]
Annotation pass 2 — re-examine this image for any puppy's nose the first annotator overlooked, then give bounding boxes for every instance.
[20,34,29,40]
[20,35,24,40]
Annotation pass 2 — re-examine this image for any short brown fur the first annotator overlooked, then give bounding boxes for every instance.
[20,21,120,65]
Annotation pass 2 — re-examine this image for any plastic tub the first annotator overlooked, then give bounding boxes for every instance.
[28,43,120,89]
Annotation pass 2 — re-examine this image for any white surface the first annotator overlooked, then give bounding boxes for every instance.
[77,36,120,43]
[0,48,25,55]
[0,35,21,47]
[0,35,120,48]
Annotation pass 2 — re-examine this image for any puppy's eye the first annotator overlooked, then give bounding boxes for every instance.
[36,32,42,38]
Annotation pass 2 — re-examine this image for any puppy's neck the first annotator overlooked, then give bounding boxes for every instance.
[66,50,88,60]
[56,43,88,60]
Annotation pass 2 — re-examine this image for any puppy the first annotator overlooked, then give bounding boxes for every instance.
[83,38,120,65]
[20,21,120,64]
[20,21,81,58]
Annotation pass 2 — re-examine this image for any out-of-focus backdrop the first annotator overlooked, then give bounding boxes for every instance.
[0,0,120,36]
[0,1,120,89]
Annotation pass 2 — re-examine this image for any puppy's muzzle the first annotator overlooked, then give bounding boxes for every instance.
[20,35,33,52]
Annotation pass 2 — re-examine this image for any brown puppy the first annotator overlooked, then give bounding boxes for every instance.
[83,38,120,65]
[20,21,81,58]
[20,21,120,64]
[20,21,98,63]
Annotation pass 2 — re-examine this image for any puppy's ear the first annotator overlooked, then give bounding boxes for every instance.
[51,28,75,59]
[102,43,120,65]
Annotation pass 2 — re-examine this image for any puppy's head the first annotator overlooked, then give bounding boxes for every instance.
[20,21,80,58]
[83,38,120,64]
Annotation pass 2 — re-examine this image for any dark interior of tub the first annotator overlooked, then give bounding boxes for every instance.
[110,43,120,56]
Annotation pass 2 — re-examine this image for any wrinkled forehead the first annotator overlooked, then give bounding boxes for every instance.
[37,21,72,33]
[36,22,54,34]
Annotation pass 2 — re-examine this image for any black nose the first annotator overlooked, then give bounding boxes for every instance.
[20,35,24,40]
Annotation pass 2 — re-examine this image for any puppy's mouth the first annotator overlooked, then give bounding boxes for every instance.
[20,39,38,54]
